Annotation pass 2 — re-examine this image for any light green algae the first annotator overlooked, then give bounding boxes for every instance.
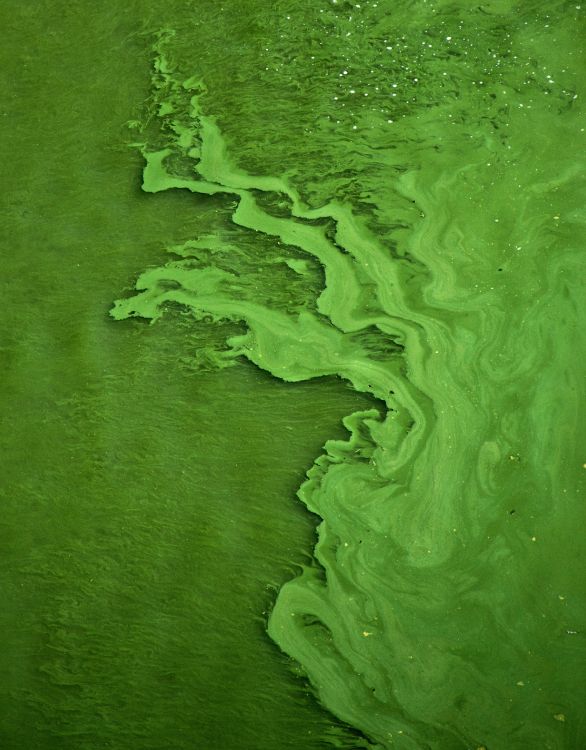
[111,4,586,749]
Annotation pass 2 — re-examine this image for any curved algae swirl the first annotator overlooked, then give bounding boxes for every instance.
[113,18,586,750]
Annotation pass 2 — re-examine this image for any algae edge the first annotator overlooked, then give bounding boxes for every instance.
[111,38,467,750]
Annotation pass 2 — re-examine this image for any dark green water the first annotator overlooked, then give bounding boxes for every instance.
[1,2,585,749]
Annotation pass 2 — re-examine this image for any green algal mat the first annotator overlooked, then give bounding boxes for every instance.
[111,3,586,748]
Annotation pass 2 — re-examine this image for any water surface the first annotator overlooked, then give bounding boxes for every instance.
[1,2,585,749]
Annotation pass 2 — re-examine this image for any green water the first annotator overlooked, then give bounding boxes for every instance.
[1,2,585,749]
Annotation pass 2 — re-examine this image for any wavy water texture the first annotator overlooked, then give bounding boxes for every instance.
[113,8,586,750]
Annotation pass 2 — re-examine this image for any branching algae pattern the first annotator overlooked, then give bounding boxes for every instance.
[113,4,585,749]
